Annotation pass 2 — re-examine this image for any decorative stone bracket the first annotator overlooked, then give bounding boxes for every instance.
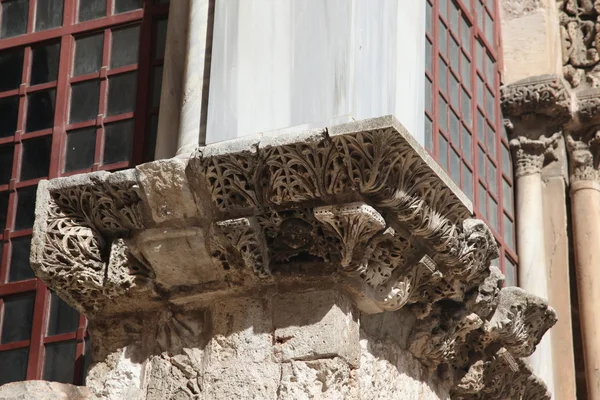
[29,116,556,399]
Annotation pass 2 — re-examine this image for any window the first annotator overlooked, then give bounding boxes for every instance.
[425,0,516,284]
[0,0,169,385]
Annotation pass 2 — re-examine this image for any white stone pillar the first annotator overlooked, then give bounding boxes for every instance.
[510,135,556,396]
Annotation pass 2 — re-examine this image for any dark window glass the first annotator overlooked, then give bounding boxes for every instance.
[107,72,137,116]
[114,0,142,14]
[9,236,34,282]
[31,41,60,85]
[153,19,167,59]
[26,89,56,132]
[0,192,8,231]
[73,33,103,76]
[151,66,163,108]
[103,119,133,164]
[0,97,19,138]
[0,348,29,385]
[110,25,140,69]
[0,144,14,185]
[35,0,63,32]
[65,127,96,172]
[1,0,28,39]
[48,292,80,336]
[83,339,92,379]
[78,0,106,22]
[0,47,24,91]
[15,185,37,230]
[144,114,158,162]
[21,136,51,181]
[43,341,76,383]
[1,294,35,343]
[69,80,100,123]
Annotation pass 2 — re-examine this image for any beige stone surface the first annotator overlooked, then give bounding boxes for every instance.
[0,381,97,400]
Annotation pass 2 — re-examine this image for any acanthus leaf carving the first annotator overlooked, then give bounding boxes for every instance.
[508,133,561,178]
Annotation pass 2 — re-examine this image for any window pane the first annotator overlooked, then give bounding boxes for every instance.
[487,158,497,194]
[21,136,51,181]
[154,19,168,59]
[477,111,485,143]
[450,73,459,109]
[114,0,142,14]
[1,0,28,39]
[477,76,484,109]
[48,292,79,336]
[478,183,487,219]
[15,185,37,230]
[65,128,96,172]
[0,348,28,385]
[103,119,134,164]
[461,52,470,90]
[0,144,14,185]
[485,52,495,83]
[69,80,100,123]
[485,10,494,45]
[26,89,56,132]
[73,33,104,76]
[107,72,137,116]
[439,132,448,171]
[425,78,432,113]
[110,25,140,69]
[0,47,24,91]
[151,66,163,108]
[439,0,447,20]
[426,2,432,36]
[43,341,76,384]
[463,164,473,200]
[0,192,8,231]
[144,114,159,162]
[504,214,515,250]
[476,40,484,72]
[461,16,471,54]
[439,97,448,132]
[489,196,498,230]
[502,143,512,175]
[1,293,34,343]
[9,236,34,282]
[487,124,496,157]
[426,39,432,75]
[0,97,18,139]
[477,146,486,178]
[486,88,496,123]
[461,87,472,127]
[461,125,472,163]
[78,0,106,22]
[504,256,516,286]
[35,0,63,32]
[31,42,60,85]
[449,2,459,33]
[438,57,447,93]
[438,21,447,57]
[450,38,459,72]
[503,179,513,215]
[450,149,460,184]
[425,116,433,153]
[450,111,459,144]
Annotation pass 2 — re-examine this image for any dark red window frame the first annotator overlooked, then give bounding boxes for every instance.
[0,0,168,384]
[425,0,517,285]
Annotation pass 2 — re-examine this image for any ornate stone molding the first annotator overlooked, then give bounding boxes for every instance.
[500,74,571,118]
[566,125,600,182]
[509,134,561,177]
[29,116,556,399]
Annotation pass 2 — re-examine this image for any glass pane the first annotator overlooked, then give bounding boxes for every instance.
[438,21,447,57]
[461,87,472,127]
[9,236,34,282]
[485,52,495,83]
[73,33,103,76]
[487,124,496,158]
[31,42,60,85]
[1,293,34,343]
[461,52,470,90]
[0,47,24,91]
[426,2,432,36]
[107,72,137,116]
[65,128,96,172]
[477,146,486,178]
[48,292,79,336]
[504,256,516,286]
[103,119,134,164]
[476,40,484,72]
[450,111,459,144]
[35,0,63,32]
[461,125,472,163]
[438,57,447,93]
[153,19,168,59]
[439,97,448,132]
[0,348,28,385]
[426,39,432,75]
[0,192,8,231]
[504,214,514,250]
[449,1,459,33]
[477,111,485,143]
[151,66,163,108]
[485,10,494,45]
[425,78,432,113]
[503,179,513,215]
[478,183,487,219]
[1,0,28,39]
[450,73,459,109]
[463,164,473,199]
[110,25,140,69]
[43,341,76,383]
[486,88,496,123]
[439,0,447,20]
[26,89,56,132]
[0,97,18,138]
[450,37,459,72]
[0,144,14,185]
[450,149,460,184]
[21,136,51,181]
[425,116,433,153]
[502,144,512,175]
[78,0,106,22]
[489,196,498,230]
[114,0,142,14]
[69,80,100,123]
[15,185,37,230]
[461,16,471,54]
[487,158,497,194]
[476,1,484,29]
[439,132,448,171]
[144,114,158,162]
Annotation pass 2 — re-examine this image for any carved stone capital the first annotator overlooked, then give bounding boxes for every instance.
[566,126,600,182]
[509,134,561,177]
[500,74,571,119]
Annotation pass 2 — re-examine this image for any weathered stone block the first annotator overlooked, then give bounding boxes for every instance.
[201,362,280,400]
[0,381,97,400]
[273,290,360,366]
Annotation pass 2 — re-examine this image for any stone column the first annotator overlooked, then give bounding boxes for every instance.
[567,129,600,399]
[509,135,556,395]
